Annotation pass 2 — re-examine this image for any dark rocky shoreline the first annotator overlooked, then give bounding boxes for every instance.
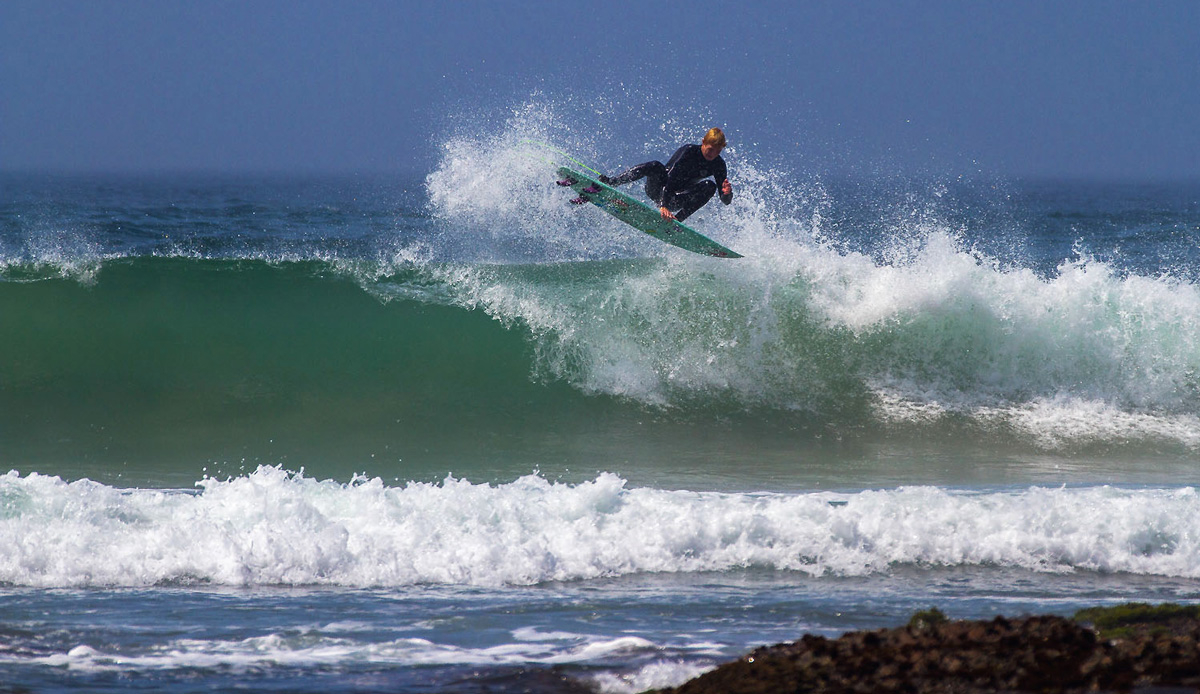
[653,604,1200,694]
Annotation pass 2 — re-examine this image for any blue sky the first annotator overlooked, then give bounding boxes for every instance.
[2,0,1197,178]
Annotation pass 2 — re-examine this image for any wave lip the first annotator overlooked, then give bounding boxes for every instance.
[1,467,1197,588]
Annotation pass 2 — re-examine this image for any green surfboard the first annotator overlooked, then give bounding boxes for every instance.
[557,166,742,258]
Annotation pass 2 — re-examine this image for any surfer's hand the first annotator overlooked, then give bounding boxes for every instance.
[721,179,732,196]
[660,206,675,220]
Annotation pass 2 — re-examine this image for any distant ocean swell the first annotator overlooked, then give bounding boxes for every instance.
[1,466,1197,588]
[4,248,1200,449]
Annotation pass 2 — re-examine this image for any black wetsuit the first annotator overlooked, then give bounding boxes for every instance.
[607,144,732,221]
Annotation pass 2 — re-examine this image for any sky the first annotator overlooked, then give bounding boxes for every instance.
[2,0,1198,179]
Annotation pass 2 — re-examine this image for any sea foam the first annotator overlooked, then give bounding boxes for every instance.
[1,467,1198,588]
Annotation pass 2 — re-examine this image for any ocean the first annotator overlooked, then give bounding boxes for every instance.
[3,126,1200,692]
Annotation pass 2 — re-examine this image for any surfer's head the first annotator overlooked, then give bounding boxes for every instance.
[701,128,726,160]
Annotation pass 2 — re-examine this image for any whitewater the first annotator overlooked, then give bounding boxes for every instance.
[3,467,1200,588]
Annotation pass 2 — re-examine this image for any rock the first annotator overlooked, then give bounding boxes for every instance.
[653,606,1200,694]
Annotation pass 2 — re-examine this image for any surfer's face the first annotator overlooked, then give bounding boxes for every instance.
[701,142,724,161]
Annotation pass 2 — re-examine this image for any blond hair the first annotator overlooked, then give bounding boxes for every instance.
[702,127,726,148]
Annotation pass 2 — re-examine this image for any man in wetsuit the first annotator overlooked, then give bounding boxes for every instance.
[600,127,734,222]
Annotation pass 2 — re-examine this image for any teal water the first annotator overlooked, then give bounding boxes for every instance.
[4,253,1200,493]
[2,141,1200,691]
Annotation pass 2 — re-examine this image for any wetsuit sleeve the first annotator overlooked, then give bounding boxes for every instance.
[716,158,732,205]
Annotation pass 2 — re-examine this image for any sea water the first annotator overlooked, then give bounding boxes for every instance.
[3,115,1200,692]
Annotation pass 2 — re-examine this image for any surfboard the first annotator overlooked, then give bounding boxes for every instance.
[556,166,742,259]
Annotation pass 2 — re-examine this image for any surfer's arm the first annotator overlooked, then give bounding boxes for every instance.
[716,161,732,204]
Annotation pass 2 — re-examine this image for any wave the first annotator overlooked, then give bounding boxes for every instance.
[1,466,1197,588]
[417,106,1200,449]
[4,102,1200,452]
[5,242,1200,455]
[412,247,1200,449]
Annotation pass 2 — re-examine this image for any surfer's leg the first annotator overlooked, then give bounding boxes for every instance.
[605,161,664,189]
[639,162,669,205]
[670,180,717,222]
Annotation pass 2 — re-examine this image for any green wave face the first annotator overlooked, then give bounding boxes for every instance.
[5,244,1200,488]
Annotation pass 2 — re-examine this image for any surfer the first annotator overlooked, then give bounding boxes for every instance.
[600,128,733,222]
